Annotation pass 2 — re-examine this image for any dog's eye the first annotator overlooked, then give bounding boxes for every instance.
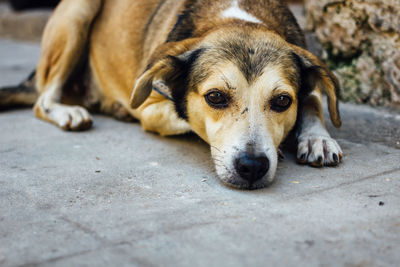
[205,90,229,108]
[270,95,292,112]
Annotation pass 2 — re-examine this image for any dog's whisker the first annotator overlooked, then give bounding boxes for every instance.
[212,157,224,162]
[210,145,222,153]
[278,148,285,160]
[211,155,224,161]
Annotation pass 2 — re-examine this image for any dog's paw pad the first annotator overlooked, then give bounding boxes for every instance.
[297,136,343,167]
[53,106,93,131]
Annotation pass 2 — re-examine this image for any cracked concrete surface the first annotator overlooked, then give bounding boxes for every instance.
[1,31,400,267]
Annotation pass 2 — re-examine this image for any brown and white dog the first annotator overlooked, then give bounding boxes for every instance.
[0,0,343,189]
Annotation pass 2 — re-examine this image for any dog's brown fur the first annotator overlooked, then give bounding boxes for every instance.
[1,0,343,189]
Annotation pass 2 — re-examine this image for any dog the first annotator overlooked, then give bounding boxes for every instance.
[0,0,343,189]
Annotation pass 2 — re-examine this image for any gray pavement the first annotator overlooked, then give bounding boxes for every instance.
[1,37,400,267]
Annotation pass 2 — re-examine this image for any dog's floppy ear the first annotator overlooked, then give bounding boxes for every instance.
[130,38,201,109]
[291,45,342,128]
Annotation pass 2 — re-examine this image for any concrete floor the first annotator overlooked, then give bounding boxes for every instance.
[1,37,400,267]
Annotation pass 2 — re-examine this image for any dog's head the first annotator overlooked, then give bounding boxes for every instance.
[131,26,341,189]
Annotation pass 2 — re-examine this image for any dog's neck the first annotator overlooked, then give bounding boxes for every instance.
[165,0,304,47]
[221,0,262,24]
[167,0,265,43]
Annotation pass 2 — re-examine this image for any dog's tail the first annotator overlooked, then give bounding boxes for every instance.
[0,70,38,110]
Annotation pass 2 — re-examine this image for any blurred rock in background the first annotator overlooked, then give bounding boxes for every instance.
[305,0,400,110]
[0,1,51,42]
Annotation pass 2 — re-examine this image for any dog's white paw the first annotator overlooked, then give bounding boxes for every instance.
[51,105,93,131]
[297,135,343,167]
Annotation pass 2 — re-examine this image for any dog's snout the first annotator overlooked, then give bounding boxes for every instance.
[234,153,269,183]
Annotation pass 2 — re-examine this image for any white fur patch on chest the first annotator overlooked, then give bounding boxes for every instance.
[222,0,262,24]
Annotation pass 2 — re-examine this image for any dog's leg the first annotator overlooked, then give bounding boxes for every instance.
[138,93,191,136]
[296,90,343,167]
[34,0,102,131]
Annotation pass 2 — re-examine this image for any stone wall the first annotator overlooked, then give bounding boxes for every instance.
[304,0,400,109]
[0,3,51,42]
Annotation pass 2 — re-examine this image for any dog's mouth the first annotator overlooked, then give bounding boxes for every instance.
[221,177,274,190]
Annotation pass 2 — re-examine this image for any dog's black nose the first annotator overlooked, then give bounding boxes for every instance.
[234,153,269,183]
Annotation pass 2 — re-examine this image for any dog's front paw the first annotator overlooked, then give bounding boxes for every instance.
[51,105,93,131]
[297,135,343,167]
